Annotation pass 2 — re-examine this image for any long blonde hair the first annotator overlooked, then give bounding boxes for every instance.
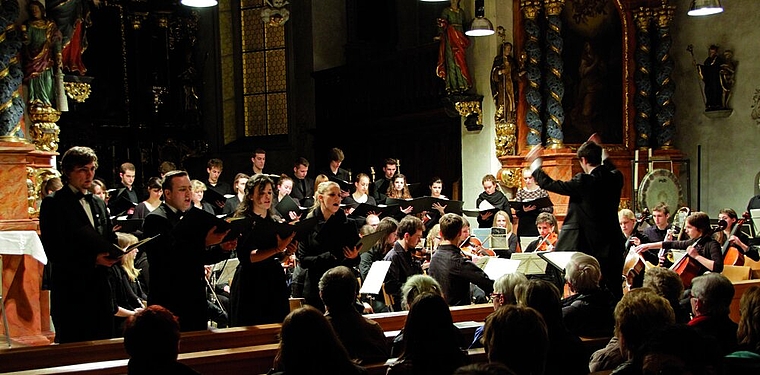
[116,232,141,282]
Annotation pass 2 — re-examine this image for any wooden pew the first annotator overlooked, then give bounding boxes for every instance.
[0,303,494,374]
[729,279,760,323]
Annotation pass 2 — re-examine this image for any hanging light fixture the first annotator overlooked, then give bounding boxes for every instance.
[181,0,218,7]
[466,0,494,36]
[687,0,723,16]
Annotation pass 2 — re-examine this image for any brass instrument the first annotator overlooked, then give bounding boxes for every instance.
[671,206,690,241]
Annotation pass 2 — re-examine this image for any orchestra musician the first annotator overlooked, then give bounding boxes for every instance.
[643,203,673,242]
[524,212,558,253]
[634,211,724,276]
[715,208,759,262]
[492,210,519,257]
[619,208,650,252]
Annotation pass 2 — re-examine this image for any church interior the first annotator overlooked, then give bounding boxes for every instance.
[1,0,760,372]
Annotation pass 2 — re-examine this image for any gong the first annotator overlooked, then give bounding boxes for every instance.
[638,169,684,212]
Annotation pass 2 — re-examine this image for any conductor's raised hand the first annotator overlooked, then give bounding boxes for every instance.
[525,145,544,164]
[588,132,602,145]
[343,245,359,260]
[205,225,231,247]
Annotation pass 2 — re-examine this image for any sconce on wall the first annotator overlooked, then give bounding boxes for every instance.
[181,0,218,7]
[687,0,723,16]
[466,0,494,36]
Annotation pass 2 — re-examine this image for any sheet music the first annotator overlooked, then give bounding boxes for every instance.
[482,258,521,280]
[539,251,579,272]
[359,260,392,295]
[511,252,548,275]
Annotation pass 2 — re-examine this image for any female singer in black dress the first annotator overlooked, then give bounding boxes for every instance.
[296,181,361,311]
[229,174,298,326]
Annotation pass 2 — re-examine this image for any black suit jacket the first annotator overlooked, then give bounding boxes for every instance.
[290,175,315,207]
[141,204,231,331]
[39,186,117,343]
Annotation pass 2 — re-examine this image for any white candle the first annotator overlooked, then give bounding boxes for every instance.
[648,148,653,172]
[633,150,639,191]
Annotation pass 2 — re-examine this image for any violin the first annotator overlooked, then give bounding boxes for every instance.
[536,233,557,251]
[460,236,495,258]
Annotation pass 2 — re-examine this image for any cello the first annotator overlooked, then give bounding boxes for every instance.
[669,220,727,287]
[622,208,652,292]
[722,211,750,266]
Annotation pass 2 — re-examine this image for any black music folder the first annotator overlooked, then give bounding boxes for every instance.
[251,216,317,243]
[510,197,553,213]
[349,202,401,218]
[328,175,353,193]
[77,223,159,260]
[172,207,253,243]
[275,196,308,220]
[109,194,137,219]
[316,216,361,258]
[114,218,144,234]
[387,196,464,215]
[202,188,234,209]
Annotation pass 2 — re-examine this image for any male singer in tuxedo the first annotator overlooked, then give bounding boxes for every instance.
[141,170,237,331]
[290,157,314,207]
[526,134,625,300]
[40,146,119,343]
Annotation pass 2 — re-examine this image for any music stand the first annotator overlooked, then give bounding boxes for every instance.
[510,252,548,275]
[538,251,579,273]
[481,257,522,281]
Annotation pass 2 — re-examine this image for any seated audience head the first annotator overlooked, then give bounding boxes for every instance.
[440,213,465,242]
[614,288,675,359]
[737,285,760,352]
[454,362,517,375]
[318,266,358,312]
[482,304,548,375]
[491,272,528,310]
[123,305,181,362]
[565,252,601,294]
[633,324,720,375]
[401,274,443,310]
[689,272,735,317]
[275,305,356,374]
[515,279,563,331]
[642,267,684,308]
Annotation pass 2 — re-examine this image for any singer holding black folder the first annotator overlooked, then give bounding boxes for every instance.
[514,168,553,238]
[297,181,361,311]
[229,174,297,326]
[141,171,237,332]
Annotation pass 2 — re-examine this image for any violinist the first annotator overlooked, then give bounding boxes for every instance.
[459,216,495,258]
[524,212,558,253]
[634,211,723,275]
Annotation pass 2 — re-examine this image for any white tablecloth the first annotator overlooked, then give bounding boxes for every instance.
[0,231,47,264]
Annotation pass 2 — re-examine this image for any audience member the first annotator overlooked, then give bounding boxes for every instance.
[470,272,528,349]
[589,288,675,373]
[386,293,469,375]
[389,275,448,357]
[429,213,494,306]
[229,174,297,326]
[453,363,517,375]
[482,304,548,375]
[123,305,200,375]
[319,266,388,364]
[516,279,588,375]
[39,146,119,343]
[383,215,425,311]
[270,305,367,375]
[561,252,616,338]
[688,272,738,356]
[642,266,691,324]
[141,170,237,331]
[724,285,760,372]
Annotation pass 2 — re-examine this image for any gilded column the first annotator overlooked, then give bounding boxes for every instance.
[653,3,676,149]
[521,0,543,147]
[543,0,565,149]
[633,8,653,150]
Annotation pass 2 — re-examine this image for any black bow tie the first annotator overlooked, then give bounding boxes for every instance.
[76,192,94,202]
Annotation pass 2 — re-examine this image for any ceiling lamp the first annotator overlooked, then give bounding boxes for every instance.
[687,0,723,16]
[181,0,218,7]
[466,0,494,37]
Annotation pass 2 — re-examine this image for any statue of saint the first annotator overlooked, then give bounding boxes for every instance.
[46,0,101,75]
[697,45,725,111]
[491,41,519,123]
[719,49,735,110]
[435,0,472,94]
[23,1,65,111]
